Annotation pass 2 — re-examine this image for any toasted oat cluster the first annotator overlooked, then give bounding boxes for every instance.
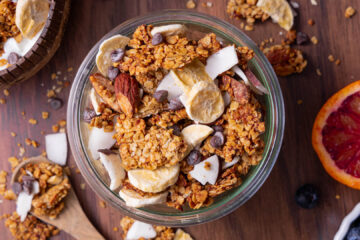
[0,0,19,45]
[263,44,307,77]
[226,0,269,29]
[17,162,71,219]
[88,23,266,210]
[4,212,59,240]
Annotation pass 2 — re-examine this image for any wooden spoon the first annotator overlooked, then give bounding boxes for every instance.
[11,156,105,240]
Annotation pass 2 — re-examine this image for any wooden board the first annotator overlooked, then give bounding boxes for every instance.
[0,0,360,239]
[0,0,71,89]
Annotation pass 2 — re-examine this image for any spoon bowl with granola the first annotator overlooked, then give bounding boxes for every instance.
[67,10,285,226]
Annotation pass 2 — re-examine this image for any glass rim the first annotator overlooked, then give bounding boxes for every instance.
[67,9,285,226]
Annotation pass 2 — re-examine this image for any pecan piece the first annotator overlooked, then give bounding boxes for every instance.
[222,75,250,104]
[114,73,140,117]
[89,73,122,112]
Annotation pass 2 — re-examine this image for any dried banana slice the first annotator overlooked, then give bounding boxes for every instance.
[119,189,168,208]
[181,124,214,147]
[150,24,187,37]
[15,0,50,39]
[257,0,294,31]
[128,164,180,193]
[96,34,130,77]
[184,81,224,124]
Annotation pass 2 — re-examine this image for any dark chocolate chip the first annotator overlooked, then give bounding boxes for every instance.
[83,108,97,123]
[22,175,34,195]
[152,33,163,46]
[8,52,20,65]
[211,125,224,132]
[22,175,34,182]
[168,125,181,136]
[296,32,309,45]
[98,149,115,155]
[210,132,225,149]
[187,150,202,166]
[49,97,63,110]
[168,98,184,111]
[12,182,22,195]
[111,48,125,62]
[153,90,168,103]
[108,66,120,81]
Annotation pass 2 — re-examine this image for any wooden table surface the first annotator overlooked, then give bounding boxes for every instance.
[1,0,360,239]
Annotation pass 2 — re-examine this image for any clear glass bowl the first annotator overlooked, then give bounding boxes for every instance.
[67,10,285,226]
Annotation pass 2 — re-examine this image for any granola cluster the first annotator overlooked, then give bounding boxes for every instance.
[226,0,269,30]
[18,162,71,219]
[115,114,189,170]
[263,44,307,76]
[4,212,59,240]
[0,0,20,47]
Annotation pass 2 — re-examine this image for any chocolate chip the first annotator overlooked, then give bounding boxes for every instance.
[108,66,119,81]
[98,149,115,155]
[111,48,125,62]
[153,90,168,103]
[168,98,184,111]
[212,125,224,132]
[49,97,63,110]
[22,175,34,195]
[22,175,34,182]
[12,182,22,195]
[210,132,225,149]
[83,108,96,123]
[8,52,20,65]
[152,33,163,46]
[296,32,309,45]
[187,150,202,166]
[168,125,181,136]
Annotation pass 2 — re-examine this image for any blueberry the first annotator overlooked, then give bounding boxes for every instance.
[346,227,360,240]
[49,98,63,110]
[295,184,319,209]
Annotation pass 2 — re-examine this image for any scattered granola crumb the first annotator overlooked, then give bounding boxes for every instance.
[311,36,318,45]
[0,170,7,195]
[28,118,37,125]
[19,147,25,157]
[335,59,341,65]
[8,156,19,168]
[42,111,49,120]
[202,2,213,7]
[25,138,32,145]
[10,132,16,137]
[80,183,86,190]
[297,99,303,105]
[328,55,335,62]
[186,0,196,9]
[63,81,70,88]
[40,130,45,135]
[21,111,25,116]
[245,24,254,31]
[307,19,315,26]
[46,89,56,98]
[345,6,356,18]
[58,120,66,127]
[67,67,73,72]
[335,194,340,199]
[31,140,39,148]
[4,189,16,200]
[310,0,317,6]
[52,124,59,133]
[64,167,71,176]
[3,89,9,96]
[51,73,57,80]
[113,227,118,232]
[99,200,106,208]
[75,168,80,174]
[41,150,47,157]
[316,68,322,76]
[0,98,6,104]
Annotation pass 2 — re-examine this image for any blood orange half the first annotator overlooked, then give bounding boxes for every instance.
[312,80,360,189]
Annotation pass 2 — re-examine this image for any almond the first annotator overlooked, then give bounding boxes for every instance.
[114,73,140,117]
[222,75,250,104]
[89,73,122,112]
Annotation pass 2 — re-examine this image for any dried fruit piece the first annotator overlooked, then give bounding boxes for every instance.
[96,34,130,76]
[257,0,294,31]
[99,152,125,190]
[114,73,141,117]
[119,188,168,208]
[181,124,214,147]
[15,0,50,39]
[150,24,187,37]
[89,73,122,112]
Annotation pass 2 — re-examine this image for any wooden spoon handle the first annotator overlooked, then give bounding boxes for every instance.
[34,189,104,240]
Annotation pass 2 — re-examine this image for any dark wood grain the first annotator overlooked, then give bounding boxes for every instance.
[0,0,360,239]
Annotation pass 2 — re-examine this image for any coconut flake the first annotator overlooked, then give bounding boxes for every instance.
[205,46,239,80]
[99,152,125,190]
[45,133,68,166]
[16,181,39,222]
[126,221,157,240]
[222,156,240,169]
[90,88,103,115]
[189,155,219,185]
[88,127,116,160]
[156,72,184,101]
